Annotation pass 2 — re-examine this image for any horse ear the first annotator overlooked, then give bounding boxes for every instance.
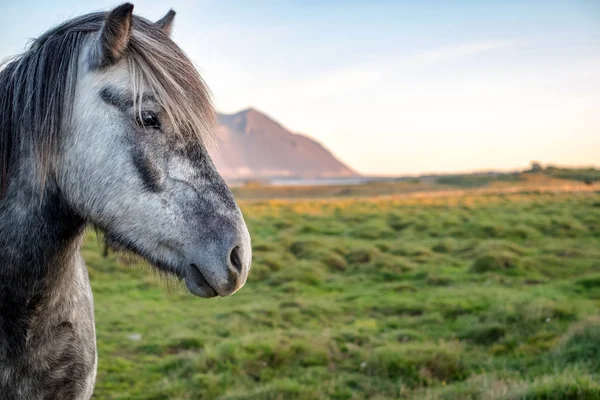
[91,3,134,68]
[155,9,176,36]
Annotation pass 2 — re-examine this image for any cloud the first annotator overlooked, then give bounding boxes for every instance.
[396,40,518,68]
[248,39,519,105]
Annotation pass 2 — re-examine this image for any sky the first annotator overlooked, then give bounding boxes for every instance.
[0,0,599,175]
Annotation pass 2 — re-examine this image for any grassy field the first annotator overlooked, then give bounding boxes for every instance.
[88,187,600,399]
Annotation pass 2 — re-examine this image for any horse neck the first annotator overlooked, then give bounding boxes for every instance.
[0,171,85,269]
[0,169,87,352]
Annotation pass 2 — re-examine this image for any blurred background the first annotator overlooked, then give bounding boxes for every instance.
[1,1,599,399]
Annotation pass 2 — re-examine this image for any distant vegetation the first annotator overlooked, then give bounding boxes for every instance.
[231,165,597,200]
[232,180,437,200]
[539,166,600,184]
[435,172,523,187]
[88,188,600,399]
[436,165,599,188]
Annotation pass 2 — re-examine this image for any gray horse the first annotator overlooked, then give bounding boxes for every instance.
[0,4,251,399]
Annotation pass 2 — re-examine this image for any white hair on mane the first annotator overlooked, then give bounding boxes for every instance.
[126,18,215,142]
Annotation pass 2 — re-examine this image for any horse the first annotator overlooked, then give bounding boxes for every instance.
[0,4,251,399]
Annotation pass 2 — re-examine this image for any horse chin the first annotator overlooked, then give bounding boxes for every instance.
[184,264,218,298]
[101,230,189,284]
[101,230,221,298]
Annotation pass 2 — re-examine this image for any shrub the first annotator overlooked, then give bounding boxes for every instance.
[552,316,600,370]
[222,378,324,400]
[471,240,528,257]
[387,213,414,231]
[576,274,600,290]
[520,298,577,323]
[432,238,458,254]
[349,219,396,240]
[345,244,380,265]
[289,238,324,259]
[459,323,506,345]
[365,343,468,387]
[425,274,453,287]
[470,252,522,274]
[369,253,415,280]
[320,252,348,271]
[507,371,600,400]
[509,224,543,240]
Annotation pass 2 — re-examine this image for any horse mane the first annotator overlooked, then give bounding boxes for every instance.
[0,11,214,197]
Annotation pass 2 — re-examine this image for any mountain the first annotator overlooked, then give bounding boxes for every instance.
[209,108,358,180]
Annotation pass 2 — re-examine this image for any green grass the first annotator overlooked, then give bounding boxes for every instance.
[88,191,600,399]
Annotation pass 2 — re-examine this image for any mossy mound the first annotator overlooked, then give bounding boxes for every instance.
[469,251,523,274]
[365,343,468,387]
[552,316,600,371]
[459,323,506,345]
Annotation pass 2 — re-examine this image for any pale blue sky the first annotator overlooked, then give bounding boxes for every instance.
[1,1,598,175]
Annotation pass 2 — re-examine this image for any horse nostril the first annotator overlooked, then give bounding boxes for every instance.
[229,246,243,273]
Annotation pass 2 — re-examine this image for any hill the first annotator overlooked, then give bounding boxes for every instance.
[210,108,358,180]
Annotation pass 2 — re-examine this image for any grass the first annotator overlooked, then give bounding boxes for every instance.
[88,189,600,399]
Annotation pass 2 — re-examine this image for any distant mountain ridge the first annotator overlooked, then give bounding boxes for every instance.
[209,108,358,180]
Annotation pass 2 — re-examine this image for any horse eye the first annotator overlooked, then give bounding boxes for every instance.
[136,111,160,129]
